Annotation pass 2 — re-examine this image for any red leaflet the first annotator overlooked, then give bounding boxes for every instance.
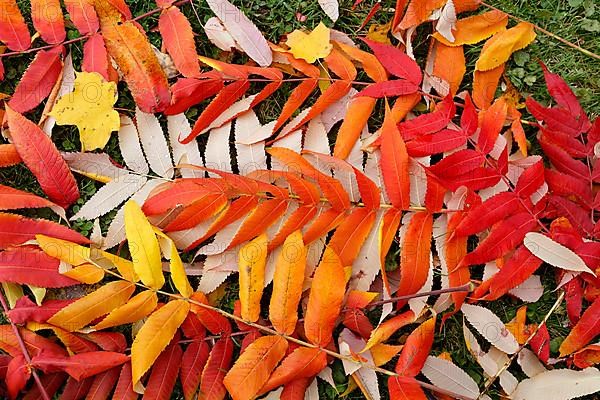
[389,376,427,400]
[64,0,100,35]
[7,297,75,324]
[200,336,233,400]
[461,213,538,267]
[6,355,30,400]
[8,46,63,113]
[259,347,327,394]
[0,184,61,211]
[428,149,485,179]
[189,292,232,335]
[281,378,311,400]
[144,344,183,400]
[86,367,120,400]
[142,179,216,215]
[395,318,435,376]
[540,62,589,128]
[560,296,600,356]
[461,94,479,135]
[5,107,79,208]
[477,97,507,155]
[22,372,67,400]
[539,137,589,181]
[566,277,583,326]
[0,246,80,287]
[31,0,66,44]
[487,245,542,300]
[32,351,129,380]
[530,324,550,363]
[180,341,210,400]
[397,212,434,300]
[548,195,594,236]
[357,80,419,98]
[406,129,467,157]
[363,39,422,85]
[60,377,94,400]
[455,192,523,236]
[0,0,31,51]
[113,363,137,400]
[342,309,374,339]
[159,6,201,78]
[181,313,207,339]
[515,161,545,198]
[442,167,502,192]
[182,80,250,143]
[0,212,89,249]
[85,332,128,353]
[83,33,110,80]
[541,128,587,158]
[446,213,469,311]
[380,104,410,209]
[0,326,67,358]
[398,95,456,140]
[526,96,582,137]
[0,144,21,167]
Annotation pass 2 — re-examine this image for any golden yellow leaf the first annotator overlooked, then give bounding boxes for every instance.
[2,283,23,308]
[36,234,90,266]
[124,200,164,290]
[48,281,135,331]
[48,72,120,151]
[432,10,508,47]
[366,21,392,45]
[476,22,536,71]
[286,22,332,63]
[238,233,268,322]
[131,299,190,392]
[154,229,193,298]
[92,290,158,331]
[61,263,105,284]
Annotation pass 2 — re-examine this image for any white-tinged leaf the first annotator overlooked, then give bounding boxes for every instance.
[432,215,453,314]
[305,378,319,400]
[270,129,303,171]
[103,179,162,249]
[409,157,428,207]
[234,111,267,174]
[304,117,329,154]
[63,152,125,182]
[168,218,214,250]
[509,275,544,303]
[512,368,600,400]
[517,348,546,378]
[198,95,257,136]
[204,16,238,51]
[135,107,173,178]
[167,114,203,178]
[524,232,593,274]
[118,115,149,174]
[318,0,339,21]
[364,150,389,204]
[71,174,147,221]
[339,329,380,400]
[205,123,232,176]
[422,356,479,399]
[461,303,519,354]
[351,210,384,291]
[434,0,457,42]
[206,0,272,66]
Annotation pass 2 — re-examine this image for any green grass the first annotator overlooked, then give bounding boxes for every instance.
[1,0,600,399]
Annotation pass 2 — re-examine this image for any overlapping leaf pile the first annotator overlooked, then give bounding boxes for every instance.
[1,0,600,399]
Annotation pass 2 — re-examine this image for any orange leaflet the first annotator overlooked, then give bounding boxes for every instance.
[0,184,60,212]
[238,234,268,322]
[159,6,201,78]
[398,0,446,30]
[432,10,508,46]
[31,0,65,44]
[163,192,229,231]
[388,376,427,400]
[259,347,327,394]
[64,0,99,35]
[92,290,158,331]
[189,292,232,335]
[328,208,377,267]
[334,96,377,160]
[96,0,171,113]
[269,231,307,334]
[395,318,435,376]
[334,41,388,82]
[560,297,600,356]
[380,208,402,294]
[473,64,505,110]
[223,336,288,400]
[302,208,346,245]
[380,103,411,210]
[227,198,288,249]
[432,43,466,95]
[397,212,434,300]
[304,247,346,346]
[362,310,416,352]
[0,144,21,167]
[477,97,508,154]
[445,213,469,311]
[0,0,31,51]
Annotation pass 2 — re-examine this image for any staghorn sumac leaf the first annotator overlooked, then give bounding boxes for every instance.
[380,104,410,210]
[86,366,121,400]
[0,144,21,167]
[560,297,600,356]
[164,75,224,115]
[48,281,135,331]
[512,368,600,400]
[82,33,110,80]
[462,303,519,354]
[223,335,288,400]
[259,347,327,395]
[238,233,268,322]
[363,39,422,85]
[476,22,536,71]
[388,376,427,400]
[180,341,210,400]
[96,0,170,113]
[190,292,232,335]
[7,297,74,324]
[6,354,30,400]
[0,0,30,51]
[523,232,593,274]
[5,106,79,208]
[131,300,190,391]
[357,80,420,98]
[269,230,306,335]
[477,97,507,155]
[397,95,456,140]
[304,247,346,346]
[158,6,200,78]
[397,212,434,299]
[455,192,523,236]
[487,245,542,300]
[113,362,137,400]
[32,351,128,381]
[64,0,99,35]
[0,213,88,250]
[432,10,508,46]
[143,343,182,400]
[92,290,158,331]
[31,0,66,44]
[395,318,435,376]
[200,336,233,400]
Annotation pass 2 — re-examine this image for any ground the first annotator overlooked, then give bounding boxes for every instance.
[1,0,600,399]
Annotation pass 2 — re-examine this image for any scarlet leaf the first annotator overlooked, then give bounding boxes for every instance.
[164,75,224,115]
[144,343,183,400]
[7,297,75,324]
[477,97,508,154]
[406,129,467,157]
[540,62,589,127]
[0,144,21,167]
[397,212,434,299]
[259,347,327,394]
[0,213,88,249]
[33,351,129,380]
[380,104,411,209]
[363,39,422,85]
[487,245,542,300]
[395,318,435,376]
[6,355,30,400]
[455,192,523,236]
[223,335,288,400]
[5,106,79,208]
[397,95,456,140]
[86,367,121,400]
[357,80,420,98]
[560,296,600,356]
[64,0,99,35]
[83,33,110,80]
[158,6,201,78]
[31,0,66,44]
[180,341,210,400]
[388,376,427,400]
[200,336,233,400]
[113,363,137,400]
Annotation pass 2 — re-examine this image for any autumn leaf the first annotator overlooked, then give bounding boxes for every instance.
[238,233,268,322]
[476,22,537,71]
[285,22,333,63]
[49,72,120,151]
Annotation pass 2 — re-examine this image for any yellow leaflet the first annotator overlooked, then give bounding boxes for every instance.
[476,22,536,71]
[154,228,193,298]
[286,22,333,63]
[61,263,105,284]
[238,233,268,322]
[366,21,392,45]
[48,72,120,151]
[124,200,164,290]
[36,234,90,266]
[2,283,23,308]
[92,290,158,331]
[27,285,46,305]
